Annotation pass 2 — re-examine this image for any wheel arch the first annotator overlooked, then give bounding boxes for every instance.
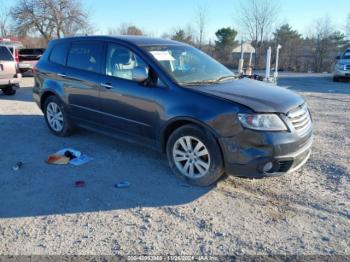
[160,117,222,154]
[40,89,66,111]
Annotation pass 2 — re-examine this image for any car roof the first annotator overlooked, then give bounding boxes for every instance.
[50,35,188,47]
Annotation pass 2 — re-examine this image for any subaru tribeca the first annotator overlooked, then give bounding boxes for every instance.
[33,36,313,186]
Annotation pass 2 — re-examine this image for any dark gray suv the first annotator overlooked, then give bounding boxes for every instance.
[33,36,313,186]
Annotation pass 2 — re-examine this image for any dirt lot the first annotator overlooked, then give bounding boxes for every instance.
[0,74,349,256]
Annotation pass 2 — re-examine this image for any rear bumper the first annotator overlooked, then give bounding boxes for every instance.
[219,128,313,178]
[0,74,22,87]
[19,62,37,73]
[19,63,33,69]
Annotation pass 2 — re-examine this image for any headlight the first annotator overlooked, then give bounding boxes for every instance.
[336,63,346,70]
[238,113,287,131]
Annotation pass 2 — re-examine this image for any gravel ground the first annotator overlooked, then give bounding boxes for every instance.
[0,74,349,256]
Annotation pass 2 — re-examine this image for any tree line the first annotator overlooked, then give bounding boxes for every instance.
[1,0,349,73]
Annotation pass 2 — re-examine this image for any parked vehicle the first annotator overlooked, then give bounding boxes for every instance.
[33,36,313,186]
[0,46,21,95]
[0,37,23,64]
[19,48,45,73]
[334,49,350,82]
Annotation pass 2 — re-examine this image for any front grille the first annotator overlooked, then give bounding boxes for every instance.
[288,104,312,137]
[346,65,350,70]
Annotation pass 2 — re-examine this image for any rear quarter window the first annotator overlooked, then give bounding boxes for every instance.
[0,46,14,61]
[49,43,69,65]
[67,42,102,73]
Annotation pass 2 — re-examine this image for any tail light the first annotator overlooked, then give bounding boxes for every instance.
[15,63,20,74]
[32,65,37,74]
[14,48,19,63]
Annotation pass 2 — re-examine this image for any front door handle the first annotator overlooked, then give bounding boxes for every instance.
[100,83,113,89]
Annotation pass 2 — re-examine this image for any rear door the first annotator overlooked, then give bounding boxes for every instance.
[0,46,16,80]
[63,41,105,124]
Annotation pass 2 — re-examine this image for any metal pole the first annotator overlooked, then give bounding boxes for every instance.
[249,51,253,67]
[265,47,271,81]
[274,44,282,83]
[238,38,244,74]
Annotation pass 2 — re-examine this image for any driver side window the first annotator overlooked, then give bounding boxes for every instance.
[105,43,148,81]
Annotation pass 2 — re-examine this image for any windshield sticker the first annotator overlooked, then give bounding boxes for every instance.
[150,51,175,61]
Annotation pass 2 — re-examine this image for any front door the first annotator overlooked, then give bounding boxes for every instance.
[98,42,160,141]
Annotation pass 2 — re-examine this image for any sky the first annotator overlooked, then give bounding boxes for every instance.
[2,0,350,40]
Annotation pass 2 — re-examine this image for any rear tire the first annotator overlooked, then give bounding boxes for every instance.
[2,86,16,96]
[43,95,73,137]
[166,124,224,187]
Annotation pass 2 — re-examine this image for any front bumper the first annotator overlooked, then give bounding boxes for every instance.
[219,128,313,178]
[334,69,350,78]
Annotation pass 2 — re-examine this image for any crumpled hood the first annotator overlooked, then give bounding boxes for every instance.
[195,78,304,113]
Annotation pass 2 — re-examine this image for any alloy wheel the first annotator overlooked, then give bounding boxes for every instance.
[172,136,211,178]
[46,102,64,132]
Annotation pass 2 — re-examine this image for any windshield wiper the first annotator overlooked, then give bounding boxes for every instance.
[215,75,237,82]
[184,75,237,86]
[183,80,218,86]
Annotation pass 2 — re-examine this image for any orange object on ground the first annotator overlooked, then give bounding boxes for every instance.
[46,154,70,165]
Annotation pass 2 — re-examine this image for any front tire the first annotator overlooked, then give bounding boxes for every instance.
[2,86,16,96]
[166,124,224,186]
[333,76,340,82]
[43,96,73,137]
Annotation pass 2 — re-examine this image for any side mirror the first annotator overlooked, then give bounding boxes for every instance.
[132,66,148,83]
[335,55,341,60]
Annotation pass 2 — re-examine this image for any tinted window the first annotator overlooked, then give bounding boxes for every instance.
[20,48,45,55]
[67,42,102,73]
[0,46,13,61]
[106,43,148,80]
[49,44,68,65]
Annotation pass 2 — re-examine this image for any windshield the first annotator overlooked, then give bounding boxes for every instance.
[143,45,235,85]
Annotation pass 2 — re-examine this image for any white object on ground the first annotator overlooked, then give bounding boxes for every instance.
[69,154,93,166]
[54,148,92,166]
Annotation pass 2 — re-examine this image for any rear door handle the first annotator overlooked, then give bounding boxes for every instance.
[57,73,66,77]
[100,83,113,89]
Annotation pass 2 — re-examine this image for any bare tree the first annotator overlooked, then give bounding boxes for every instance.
[346,14,350,39]
[117,23,143,35]
[195,5,208,49]
[236,0,279,66]
[11,0,92,41]
[307,16,347,72]
[0,0,11,37]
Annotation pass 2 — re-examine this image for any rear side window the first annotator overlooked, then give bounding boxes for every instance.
[49,44,68,65]
[0,46,13,61]
[67,42,102,73]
